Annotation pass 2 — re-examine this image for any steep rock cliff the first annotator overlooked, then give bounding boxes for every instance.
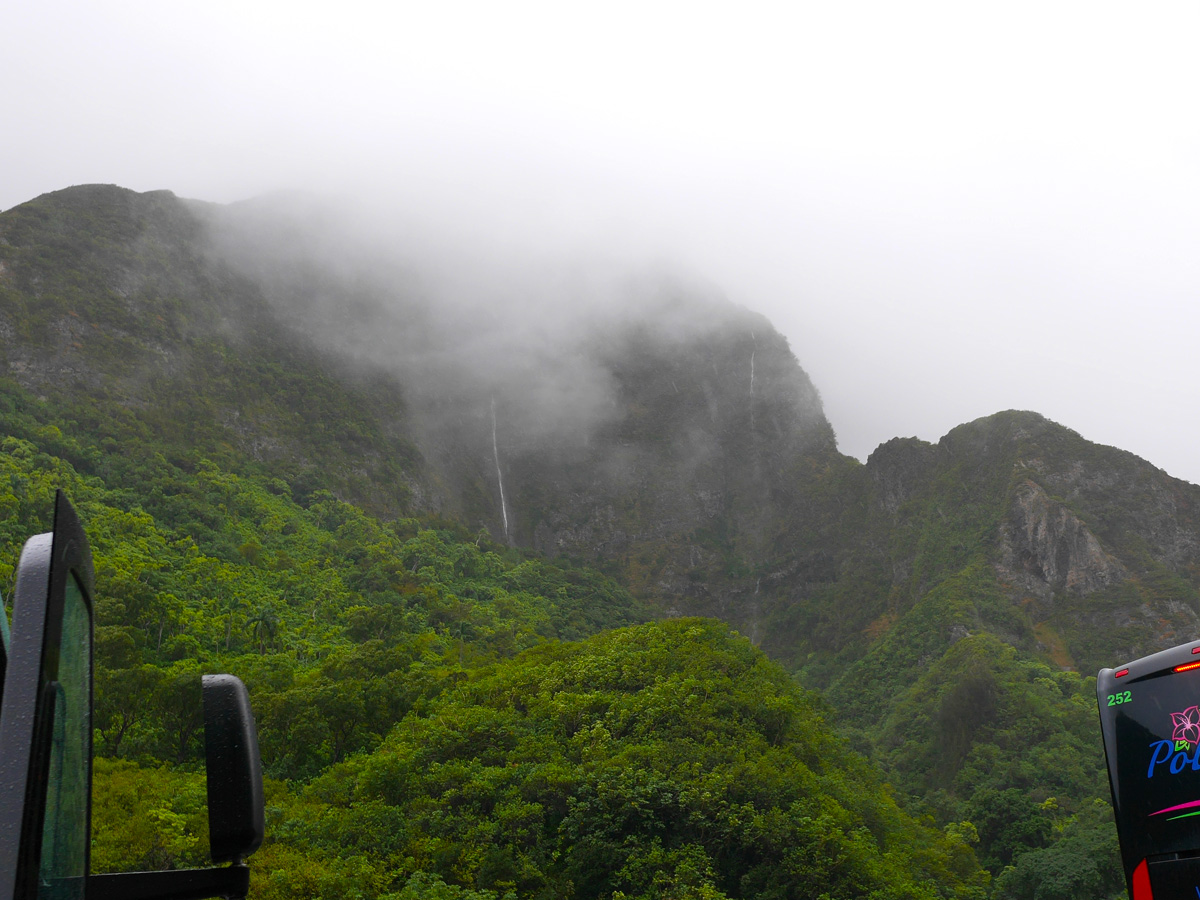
[997,479,1127,600]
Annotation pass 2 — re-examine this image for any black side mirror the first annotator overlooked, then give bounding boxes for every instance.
[86,675,265,900]
[202,675,264,864]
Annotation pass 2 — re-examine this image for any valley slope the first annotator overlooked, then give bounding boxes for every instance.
[3,184,1196,898]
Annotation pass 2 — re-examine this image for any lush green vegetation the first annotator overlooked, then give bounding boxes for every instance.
[8,186,1182,899]
[873,635,1121,899]
[259,619,987,900]
[0,420,986,898]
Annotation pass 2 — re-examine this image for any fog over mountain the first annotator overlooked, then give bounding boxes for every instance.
[197,192,800,452]
[5,2,1200,481]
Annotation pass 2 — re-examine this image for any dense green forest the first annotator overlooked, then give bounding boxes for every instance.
[0,380,983,899]
[0,361,1122,900]
[4,184,1176,899]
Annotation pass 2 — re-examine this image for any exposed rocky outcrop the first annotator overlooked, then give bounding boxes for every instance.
[997,479,1127,601]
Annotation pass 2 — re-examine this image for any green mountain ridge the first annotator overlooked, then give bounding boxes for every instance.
[0,401,985,900]
[4,183,1197,898]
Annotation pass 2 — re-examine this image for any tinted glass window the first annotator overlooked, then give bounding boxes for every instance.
[38,573,89,900]
[1106,668,1200,856]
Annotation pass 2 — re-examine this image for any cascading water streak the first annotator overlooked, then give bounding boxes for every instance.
[491,397,510,542]
[748,332,757,436]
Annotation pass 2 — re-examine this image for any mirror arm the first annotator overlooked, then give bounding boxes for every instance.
[85,865,249,900]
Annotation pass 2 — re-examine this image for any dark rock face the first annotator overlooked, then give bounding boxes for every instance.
[997,479,1127,600]
[510,316,833,549]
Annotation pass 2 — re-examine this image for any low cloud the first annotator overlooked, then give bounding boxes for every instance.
[197,193,770,457]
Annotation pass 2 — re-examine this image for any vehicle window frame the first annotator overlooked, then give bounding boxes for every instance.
[0,492,95,900]
[0,584,11,706]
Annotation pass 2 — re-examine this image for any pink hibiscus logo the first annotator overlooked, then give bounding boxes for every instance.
[1172,706,1200,746]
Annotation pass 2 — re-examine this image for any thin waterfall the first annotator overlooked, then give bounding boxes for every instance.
[749,333,758,435]
[491,397,510,542]
[749,330,757,398]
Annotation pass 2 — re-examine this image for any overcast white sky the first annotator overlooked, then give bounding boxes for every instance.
[5,1,1200,482]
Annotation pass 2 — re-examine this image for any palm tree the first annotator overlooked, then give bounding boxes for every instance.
[246,604,280,655]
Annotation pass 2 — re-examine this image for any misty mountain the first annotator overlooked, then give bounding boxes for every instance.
[7,183,1200,896]
[0,184,841,635]
[5,183,1200,688]
[7,183,1200,659]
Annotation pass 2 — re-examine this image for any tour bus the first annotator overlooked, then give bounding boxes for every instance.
[0,492,263,900]
[1099,641,1200,899]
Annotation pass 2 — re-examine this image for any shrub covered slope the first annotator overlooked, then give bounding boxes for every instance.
[9,183,1200,897]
